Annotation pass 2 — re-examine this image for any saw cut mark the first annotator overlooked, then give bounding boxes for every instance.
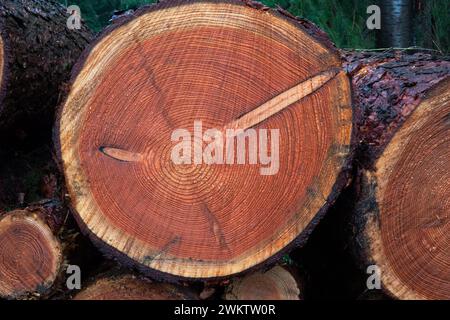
[225,69,340,131]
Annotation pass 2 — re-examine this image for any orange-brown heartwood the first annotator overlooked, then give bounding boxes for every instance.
[56,0,353,280]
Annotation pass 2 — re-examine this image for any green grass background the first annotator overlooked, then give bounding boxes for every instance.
[60,0,449,53]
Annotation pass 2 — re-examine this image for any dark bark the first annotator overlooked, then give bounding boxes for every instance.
[343,50,450,169]
[345,50,450,299]
[0,0,93,130]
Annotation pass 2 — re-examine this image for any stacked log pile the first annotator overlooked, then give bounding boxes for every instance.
[0,0,448,300]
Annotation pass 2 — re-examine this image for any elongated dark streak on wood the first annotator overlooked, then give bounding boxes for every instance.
[418,214,448,229]
[143,236,181,264]
[99,146,143,163]
[130,31,173,129]
[225,68,340,132]
[443,112,450,125]
[201,203,230,252]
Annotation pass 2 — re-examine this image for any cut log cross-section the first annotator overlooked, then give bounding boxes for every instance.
[225,265,302,300]
[348,51,450,300]
[57,0,353,280]
[0,210,63,299]
[74,274,197,300]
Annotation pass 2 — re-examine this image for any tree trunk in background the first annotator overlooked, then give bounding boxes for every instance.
[344,51,450,300]
[414,0,433,48]
[378,0,413,47]
[0,0,93,130]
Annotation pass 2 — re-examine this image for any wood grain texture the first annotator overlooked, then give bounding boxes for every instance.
[74,274,196,300]
[0,210,62,299]
[57,0,353,280]
[366,82,450,300]
[349,51,450,300]
[225,265,301,300]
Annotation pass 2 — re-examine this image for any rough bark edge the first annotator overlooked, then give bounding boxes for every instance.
[352,77,450,265]
[0,0,93,129]
[274,5,337,53]
[352,170,379,271]
[0,22,10,114]
[351,78,450,300]
[343,50,450,169]
[53,0,356,282]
